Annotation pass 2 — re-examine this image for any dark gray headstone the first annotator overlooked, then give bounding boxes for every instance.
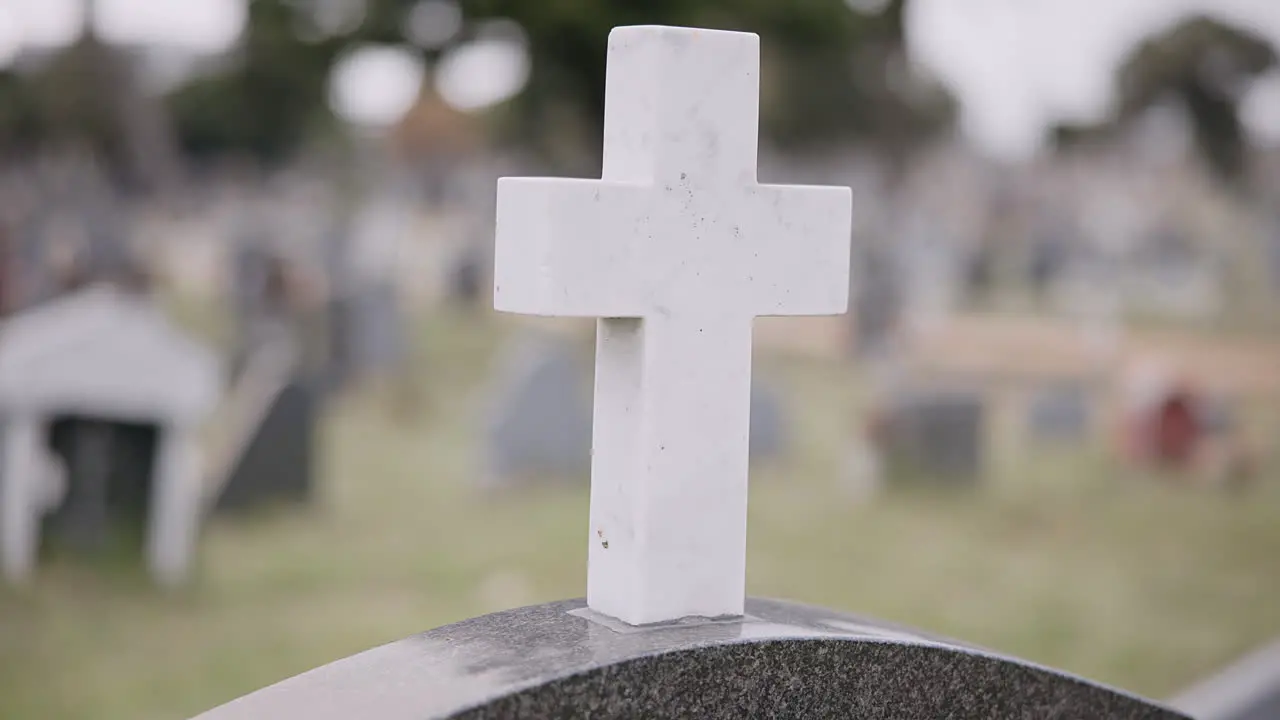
[448,245,486,308]
[482,337,593,489]
[1268,220,1280,292]
[882,389,985,485]
[1026,384,1091,444]
[43,415,159,556]
[196,597,1188,720]
[214,381,318,513]
[1027,219,1073,293]
[340,282,405,381]
[483,338,788,489]
[853,244,901,355]
[748,380,786,464]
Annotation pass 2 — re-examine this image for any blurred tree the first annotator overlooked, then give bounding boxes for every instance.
[1056,16,1276,187]
[0,0,953,171]
[34,30,183,194]
[0,72,43,157]
[1119,16,1275,184]
[168,0,344,164]
[461,0,953,169]
[0,0,182,195]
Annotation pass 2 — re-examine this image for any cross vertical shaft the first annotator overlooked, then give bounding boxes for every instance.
[589,314,754,623]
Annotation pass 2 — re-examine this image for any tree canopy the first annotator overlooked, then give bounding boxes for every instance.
[1056,16,1276,186]
[0,0,954,177]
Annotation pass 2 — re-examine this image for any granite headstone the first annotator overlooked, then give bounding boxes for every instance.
[481,334,592,489]
[748,380,786,464]
[197,597,1189,720]
[483,336,791,490]
[42,415,159,555]
[1172,637,1280,720]
[881,388,985,485]
[1026,383,1092,444]
[213,381,318,512]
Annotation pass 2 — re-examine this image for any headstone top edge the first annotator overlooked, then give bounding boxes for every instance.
[608,24,760,42]
[196,597,1190,720]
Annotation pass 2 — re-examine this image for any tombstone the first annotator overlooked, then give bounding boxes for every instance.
[43,416,159,555]
[1027,215,1074,294]
[481,333,593,490]
[228,224,278,377]
[220,214,328,511]
[880,388,985,486]
[213,380,318,512]
[482,334,788,490]
[336,183,410,383]
[1025,383,1092,444]
[748,379,786,463]
[1171,637,1280,720]
[446,243,486,308]
[196,26,1187,720]
[1268,215,1280,293]
[0,286,221,586]
[216,276,322,512]
[853,243,901,355]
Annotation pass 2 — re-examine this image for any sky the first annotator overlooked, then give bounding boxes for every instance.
[906,0,1280,159]
[2,0,1280,155]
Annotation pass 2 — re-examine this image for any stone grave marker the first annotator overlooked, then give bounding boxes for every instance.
[196,26,1188,720]
[211,372,318,513]
[1025,382,1092,444]
[0,285,221,586]
[881,387,986,486]
[220,229,328,511]
[481,333,787,490]
[749,379,786,464]
[1171,637,1280,720]
[480,331,593,490]
[338,186,409,382]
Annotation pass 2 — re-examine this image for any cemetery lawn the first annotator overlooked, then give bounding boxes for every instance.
[2,307,1279,720]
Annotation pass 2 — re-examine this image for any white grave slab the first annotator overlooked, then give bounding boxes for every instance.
[493,26,852,625]
[0,286,221,586]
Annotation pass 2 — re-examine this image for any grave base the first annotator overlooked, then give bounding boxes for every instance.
[196,597,1187,720]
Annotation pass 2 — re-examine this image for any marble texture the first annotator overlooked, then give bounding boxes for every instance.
[195,597,1189,720]
[493,25,852,626]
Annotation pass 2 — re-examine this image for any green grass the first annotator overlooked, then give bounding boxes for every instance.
[1,307,1278,720]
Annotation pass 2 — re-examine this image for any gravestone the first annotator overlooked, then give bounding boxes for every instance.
[854,244,901,355]
[198,596,1188,720]
[481,333,593,490]
[196,26,1188,720]
[337,187,409,383]
[1026,383,1092,444]
[748,379,786,463]
[1172,637,1280,720]
[228,222,278,376]
[0,286,221,586]
[43,416,159,555]
[213,381,318,512]
[881,388,985,485]
[482,335,787,490]
[447,243,486,308]
[222,230,325,511]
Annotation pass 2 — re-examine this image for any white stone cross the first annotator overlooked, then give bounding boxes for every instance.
[493,25,852,626]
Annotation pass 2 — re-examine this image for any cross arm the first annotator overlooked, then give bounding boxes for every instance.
[743,183,852,317]
[494,178,650,317]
